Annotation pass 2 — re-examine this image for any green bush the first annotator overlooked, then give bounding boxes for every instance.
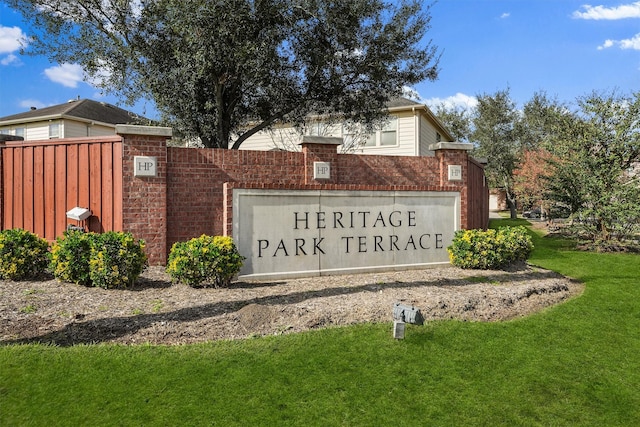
[88,231,148,289]
[49,230,94,286]
[447,226,534,269]
[166,235,244,288]
[50,230,147,289]
[0,228,50,280]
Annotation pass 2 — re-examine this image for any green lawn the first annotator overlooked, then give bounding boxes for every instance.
[1,219,639,426]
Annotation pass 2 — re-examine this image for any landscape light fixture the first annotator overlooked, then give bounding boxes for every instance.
[392,303,425,339]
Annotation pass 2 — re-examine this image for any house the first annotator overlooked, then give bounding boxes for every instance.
[239,97,455,156]
[0,98,144,141]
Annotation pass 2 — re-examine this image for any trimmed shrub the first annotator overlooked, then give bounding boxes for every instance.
[447,226,534,270]
[50,229,94,286]
[0,228,50,280]
[88,231,148,289]
[166,235,244,288]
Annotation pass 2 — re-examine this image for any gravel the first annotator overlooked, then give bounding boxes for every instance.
[0,263,583,346]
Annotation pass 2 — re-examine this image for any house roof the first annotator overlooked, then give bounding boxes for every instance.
[0,99,143,127]
[386,97,423,109]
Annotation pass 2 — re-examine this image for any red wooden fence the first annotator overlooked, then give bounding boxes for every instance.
[1,137,123,240]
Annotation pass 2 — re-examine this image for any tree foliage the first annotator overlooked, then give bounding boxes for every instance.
[432,103,472,142]
[471,89,521,218]
[543,91,640,245]
[8,0,440,148]
[436,88,639,248]
[513,148,555,212]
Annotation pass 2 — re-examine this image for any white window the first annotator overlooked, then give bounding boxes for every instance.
[49,123,60,139]
[14,128,25,138]
[306,122,322,136]
[380,118,398,146]
[363,117,398,147]
[362,133,377,147]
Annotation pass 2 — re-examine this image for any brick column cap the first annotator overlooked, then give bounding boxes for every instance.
[116,125,172,137]
[299,135,343,146]
[429,142,473,151]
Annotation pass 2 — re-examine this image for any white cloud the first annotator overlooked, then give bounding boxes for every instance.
[402,86,422,101]
[598,39,615,50]
[500,12,511,19]
[598,32,640,50]
[0,25,27,65]
[619,33,640,49]
[1,54,19,66]
[424,93,479,111]
[573,2,640,19]
[0,25,26,54]
[44,63,85,87]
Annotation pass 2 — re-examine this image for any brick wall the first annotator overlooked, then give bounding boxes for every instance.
[162,139,485,256]
[1,127,487,267]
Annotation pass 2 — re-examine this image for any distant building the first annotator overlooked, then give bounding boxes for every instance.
[239,97,455,156]
[0,98,145,141]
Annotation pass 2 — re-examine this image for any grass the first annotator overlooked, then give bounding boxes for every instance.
[1,219,639,426]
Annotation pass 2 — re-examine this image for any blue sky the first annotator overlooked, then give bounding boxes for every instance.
[1,0,639,119]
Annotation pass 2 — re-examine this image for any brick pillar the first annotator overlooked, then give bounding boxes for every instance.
[430,142,474,229]
[118,125,172,265]
[299,136,342,185]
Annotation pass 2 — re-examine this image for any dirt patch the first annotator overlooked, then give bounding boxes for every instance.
[0,264,583,346]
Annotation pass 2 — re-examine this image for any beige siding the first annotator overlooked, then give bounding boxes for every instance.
[240,127,303,151]
[63,120,116,138]
[2,119,117,141]
[88,124,116,137]
[419,115,437,156]
[24,122,50,141]
[241,123,346,152]
[64,120,90,138]
[239,107,448,158]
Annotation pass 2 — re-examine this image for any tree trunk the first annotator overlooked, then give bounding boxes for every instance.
[505,189,518,219]
[506,197,518,219]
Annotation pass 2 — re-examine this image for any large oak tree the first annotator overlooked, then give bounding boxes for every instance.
[8,0,440,148]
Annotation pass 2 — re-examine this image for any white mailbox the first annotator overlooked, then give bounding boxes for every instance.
[66,207,92,221]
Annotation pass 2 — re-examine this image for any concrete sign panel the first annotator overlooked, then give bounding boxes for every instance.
[233,189,460,280]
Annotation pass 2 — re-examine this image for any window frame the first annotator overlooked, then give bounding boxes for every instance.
[49,122,60,139]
